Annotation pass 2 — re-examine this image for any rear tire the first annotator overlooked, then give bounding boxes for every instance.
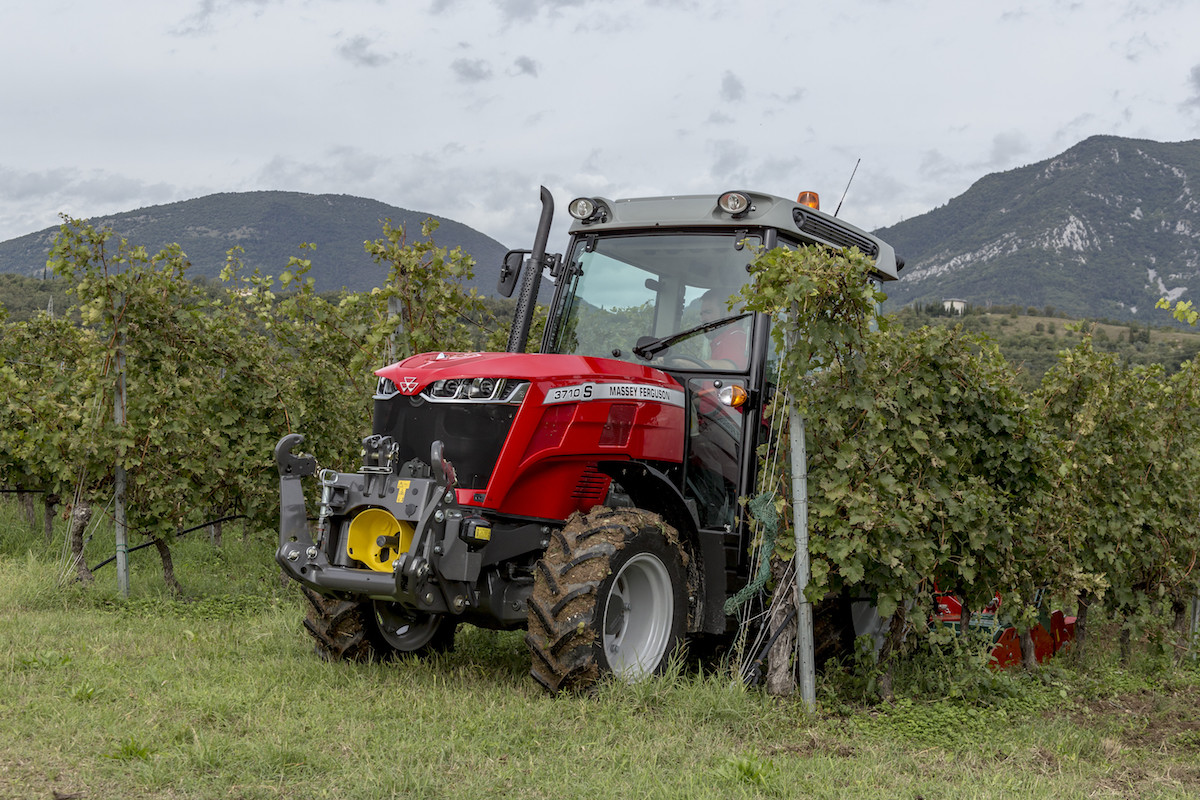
[301,587,455,661]
[526,507,688,694]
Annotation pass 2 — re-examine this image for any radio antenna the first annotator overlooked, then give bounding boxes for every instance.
[834,158,860,218]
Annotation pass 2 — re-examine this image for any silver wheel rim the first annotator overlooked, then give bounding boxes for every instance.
[373,602,441,652]
[601,552,674,680]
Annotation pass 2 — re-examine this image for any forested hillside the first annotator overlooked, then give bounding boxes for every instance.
[887,302,1200,389]
[0,192,510,294]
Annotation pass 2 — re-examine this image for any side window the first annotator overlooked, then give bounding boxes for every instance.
[685,377,746,529]
[696,288,749,370]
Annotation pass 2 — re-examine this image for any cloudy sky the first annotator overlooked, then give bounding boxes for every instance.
[3,0,1199,252]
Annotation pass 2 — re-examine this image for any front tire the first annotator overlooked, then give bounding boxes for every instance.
[301,587,455,661]
[302,587,375,661]
[526,507,688,694]
[370,600,456,655]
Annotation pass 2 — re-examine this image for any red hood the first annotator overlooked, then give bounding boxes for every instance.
[375,351,682,395]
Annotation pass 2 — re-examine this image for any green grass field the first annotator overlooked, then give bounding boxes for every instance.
[2,500,1198,799]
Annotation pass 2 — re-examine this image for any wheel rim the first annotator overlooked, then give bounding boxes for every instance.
[601,552,674,680]
[373,601,442,652]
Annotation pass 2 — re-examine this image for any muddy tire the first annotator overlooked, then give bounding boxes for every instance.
[301,587,455,661]
[526,507,688,694]
[302,587,376,661]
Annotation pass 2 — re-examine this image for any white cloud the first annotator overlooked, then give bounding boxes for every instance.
[0,165,187,239]
[172,0,274,35]
[451,58,493,83]
[987,132,1032,169]
[2,0,1200,247]
[512,55,539,77]
[720,72,745,102]
[493,0,587,24]
[1186,64,1200,109]
[337,34,394,68]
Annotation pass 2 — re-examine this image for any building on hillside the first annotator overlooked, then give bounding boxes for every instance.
[942,298,967,315]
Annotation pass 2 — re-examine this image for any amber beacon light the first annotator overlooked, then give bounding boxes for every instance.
[797,191,820,210]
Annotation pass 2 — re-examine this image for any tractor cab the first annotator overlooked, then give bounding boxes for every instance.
[506,189,900,537]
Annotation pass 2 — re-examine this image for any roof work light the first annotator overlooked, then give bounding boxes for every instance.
[717,191,751,216]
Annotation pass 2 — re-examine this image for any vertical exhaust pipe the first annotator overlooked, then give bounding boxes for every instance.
[506,186,554,354]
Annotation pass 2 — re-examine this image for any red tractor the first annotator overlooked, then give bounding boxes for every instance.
[275,188,902,692]
[934,593,1076,667]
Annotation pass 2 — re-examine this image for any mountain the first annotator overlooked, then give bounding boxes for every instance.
[878,135,1200,321]
[0,191,511,294]
[8,140,1200,316]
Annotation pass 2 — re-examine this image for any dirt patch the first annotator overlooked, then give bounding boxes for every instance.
[1094,763,1200,799]
[1066,684,1200,754]
[768,731,856,759]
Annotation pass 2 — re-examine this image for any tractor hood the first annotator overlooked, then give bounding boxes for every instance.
[376,351,685,399]
[372,350,688,517]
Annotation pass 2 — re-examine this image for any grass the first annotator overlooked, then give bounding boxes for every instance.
[2,498,1199,799]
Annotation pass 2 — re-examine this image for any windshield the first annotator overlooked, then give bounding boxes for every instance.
[548,232,760,370]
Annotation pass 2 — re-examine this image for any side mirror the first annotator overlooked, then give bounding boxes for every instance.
[497,250,528,298]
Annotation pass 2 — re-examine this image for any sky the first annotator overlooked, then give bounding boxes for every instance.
[3,0,1200,254]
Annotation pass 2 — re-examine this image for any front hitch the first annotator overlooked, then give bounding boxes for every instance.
[275,433,408,597]
[275,434,318,573]
[273,434,476,610]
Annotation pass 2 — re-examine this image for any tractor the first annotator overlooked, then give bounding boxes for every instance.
[275,187,902,692]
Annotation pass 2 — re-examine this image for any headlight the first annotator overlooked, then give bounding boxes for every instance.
[423,378,529,403]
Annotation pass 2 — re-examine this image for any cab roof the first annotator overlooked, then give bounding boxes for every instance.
[565,190,901,281]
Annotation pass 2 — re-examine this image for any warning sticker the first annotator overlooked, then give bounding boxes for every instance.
[542,382,685,407]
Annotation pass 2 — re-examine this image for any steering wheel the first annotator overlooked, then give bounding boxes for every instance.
[663,354,709,369]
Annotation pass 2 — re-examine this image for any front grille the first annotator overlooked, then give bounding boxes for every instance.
[792,209,879,257]
[372,396,518,489]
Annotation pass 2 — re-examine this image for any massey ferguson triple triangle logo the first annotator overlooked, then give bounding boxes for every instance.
[397,377,419,393]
